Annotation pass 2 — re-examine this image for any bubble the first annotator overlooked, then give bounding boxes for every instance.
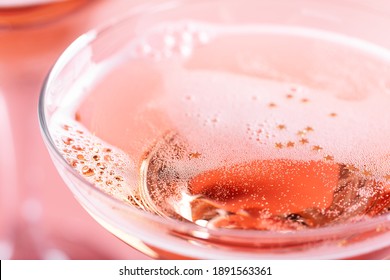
[82,166,95,177]
[62,137,73,145]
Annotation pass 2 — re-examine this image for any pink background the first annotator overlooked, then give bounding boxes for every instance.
[0,0,149,260]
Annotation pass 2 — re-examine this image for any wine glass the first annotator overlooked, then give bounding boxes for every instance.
[39,0,390,259]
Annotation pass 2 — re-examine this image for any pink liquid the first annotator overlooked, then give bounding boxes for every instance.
[49,22,390,231]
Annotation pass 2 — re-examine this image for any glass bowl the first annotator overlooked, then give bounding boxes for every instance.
[39,0,390,259]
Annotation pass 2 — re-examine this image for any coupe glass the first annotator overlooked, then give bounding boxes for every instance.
[39,0,390,259]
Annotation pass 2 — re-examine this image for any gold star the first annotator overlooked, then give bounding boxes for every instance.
[362,169,372,177]
[323,155,334,161]
[301,98,309,103]
[305,126,314,132]
[286,141,295,148]
[312,145,323,151]
[275,142,284,149]
[286,94,294,99]
[297,130,307,137]
[277,124,286,130]
[189,152,201,159]
[384,174,390,181]
[299,138,309,145]
[268,102,277,108]
[329,113,337,117]
[345,164,359,173]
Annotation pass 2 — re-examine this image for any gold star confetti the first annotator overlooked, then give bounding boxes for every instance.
[275,142,284,149]
[362,169,372,177]
[329,113,337,117]
[286,141,295,148]
[312,145,323,151]
[277,124,286,130]
[384,174,390,181]
[323,155,334,161]
[301,98,309,103]
[297,130,307,137]
[189,152,201,159]
[299,138,309,145]
[345,164,359,173]
[305,126,314,132]
[286,94,294,99]
[268,102,277,108]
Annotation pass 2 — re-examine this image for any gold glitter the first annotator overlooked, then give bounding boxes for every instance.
[104,155,113,162]
[362,170,372,177]
[323,155,334,161]
[76,154,85,160]
[345,164,359,173]
[305,126,314,132]
[72,145,84,151]
[286,141,295,148]
[299,138,309,145]
[312,145,323,151]
[189,152,201,159]
[277,124,286,130]
[62,137,74,145]
[275,142,284,149]
[268,102,277,108]
[115,176,124,182]
[329,113,337,117]
[297,130,307,137]
[92,155,100,161]
[63,124,71,131]
[81,166,95,177]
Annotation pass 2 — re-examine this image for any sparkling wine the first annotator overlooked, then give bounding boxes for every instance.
[49,22,390,231]
[0,0,86,27]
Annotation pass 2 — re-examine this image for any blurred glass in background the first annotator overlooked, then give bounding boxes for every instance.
[0,0,148,260]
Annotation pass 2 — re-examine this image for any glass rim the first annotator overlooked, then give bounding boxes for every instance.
[38,0,390,243]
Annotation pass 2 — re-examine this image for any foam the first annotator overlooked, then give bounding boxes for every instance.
[49,21,390,216]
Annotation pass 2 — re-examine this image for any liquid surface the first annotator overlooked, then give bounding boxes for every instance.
[50,22,390,231]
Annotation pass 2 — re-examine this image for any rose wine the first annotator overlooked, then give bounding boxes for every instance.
[49,22,390,231]
[0,0,87,27]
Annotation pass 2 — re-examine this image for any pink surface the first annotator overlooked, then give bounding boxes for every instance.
[0,0,149,260]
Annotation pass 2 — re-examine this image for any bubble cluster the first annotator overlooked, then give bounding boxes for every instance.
[132,22,211,61]
[52,119,141,207]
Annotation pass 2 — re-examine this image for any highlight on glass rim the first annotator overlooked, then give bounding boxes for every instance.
[39,0,390,259]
